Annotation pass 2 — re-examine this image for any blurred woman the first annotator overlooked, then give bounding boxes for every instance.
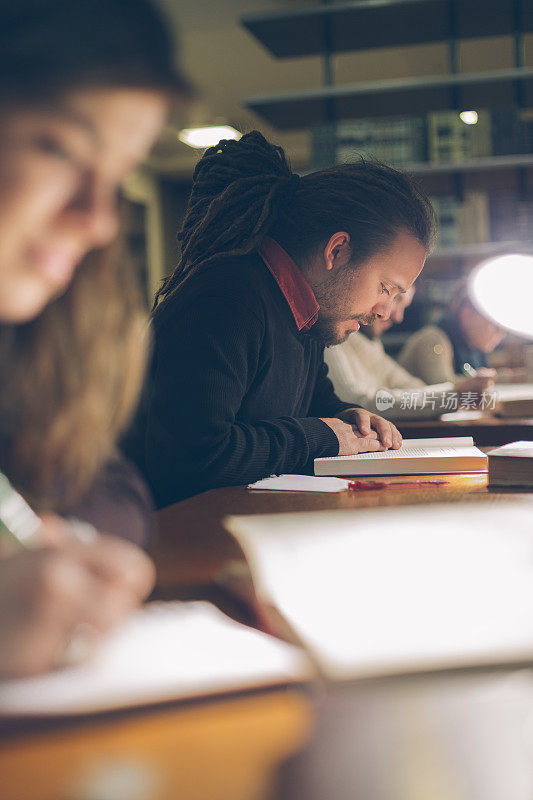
[398,282,501,385]
[0,0,188,677]
[326,285,495,418]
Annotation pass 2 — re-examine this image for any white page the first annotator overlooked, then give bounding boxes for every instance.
[226,499,533,680]
[315,436,474,461]
[440,410,485,422]
[0,602,310,716]
[394,437,474,448]
[489,441,533,458]
[317,442,479,464]
[248,475,350,492]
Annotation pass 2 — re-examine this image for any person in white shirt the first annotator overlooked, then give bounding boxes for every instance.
[324,287,494,419]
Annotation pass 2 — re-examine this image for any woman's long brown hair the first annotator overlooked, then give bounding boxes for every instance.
[0,0,188,510]
[0,241,149,510]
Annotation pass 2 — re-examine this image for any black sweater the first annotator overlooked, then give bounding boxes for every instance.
[143,253,352,507]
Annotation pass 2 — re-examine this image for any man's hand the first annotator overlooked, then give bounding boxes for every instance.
[320,417,383,457]
[337,408,403,450]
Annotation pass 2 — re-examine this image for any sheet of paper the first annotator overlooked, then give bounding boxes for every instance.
[248,475,350,492]
[440,410,485,422]
[0,602,310,716]
[226,498,533,680]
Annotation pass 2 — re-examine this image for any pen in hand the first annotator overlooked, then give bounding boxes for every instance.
[462,362,477,378]
[0,472,43,548]
[0,472,98,550]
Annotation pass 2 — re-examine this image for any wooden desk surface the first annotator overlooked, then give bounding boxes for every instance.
[397,414,533,446]
[4,474,533,800]
[6,664,533,800]
[0,688,313,800]
[153,473,489,589]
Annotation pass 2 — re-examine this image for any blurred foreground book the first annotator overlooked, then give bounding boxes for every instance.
[225,498,533,680]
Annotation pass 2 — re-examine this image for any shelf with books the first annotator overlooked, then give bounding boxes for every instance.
[430,241,530,260]
[423,241,533,279]
[405,153,533,176]
[241,0,533,60]
[244,67,533,130]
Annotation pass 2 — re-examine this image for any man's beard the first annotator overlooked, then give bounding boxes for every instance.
[306,264,375,347]
[307,315,346,347]
[308,312,377,348]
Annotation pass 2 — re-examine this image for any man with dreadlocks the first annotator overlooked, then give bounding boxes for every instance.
[141,131,436,507]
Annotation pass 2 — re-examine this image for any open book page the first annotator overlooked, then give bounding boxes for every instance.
[0,602,311,716]
[495,384,533,401]
[225,499,533,680]
[321,445,480,463]
[393,437,474,449]
[321,438,475,463]
[314,437,486,475]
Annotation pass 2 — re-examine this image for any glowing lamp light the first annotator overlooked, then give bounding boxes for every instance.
[178,125,241,149]
[459,110,478,125]
[468,253,533,339]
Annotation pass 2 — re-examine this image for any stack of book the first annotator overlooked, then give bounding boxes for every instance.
[311,108,532,170]
[431,192,491,247]
[427,109,492,163]
[489,195,533,243]
[311,115,427,168]
[491,109,533,157]
[488,441,533,488]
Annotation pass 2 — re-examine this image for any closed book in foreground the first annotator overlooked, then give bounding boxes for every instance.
[315,437,487,477]
[488,441,533,488]
[225,497,533,681]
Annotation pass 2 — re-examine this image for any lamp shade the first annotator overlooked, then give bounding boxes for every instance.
[468,254,533,340]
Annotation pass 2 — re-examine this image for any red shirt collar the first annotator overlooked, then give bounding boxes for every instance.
[259,237,319,332]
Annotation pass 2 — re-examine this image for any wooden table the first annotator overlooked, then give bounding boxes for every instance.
[153,473,488,589]
[4,476,533,800]
[397,414,533,446]
[0,689,313,800]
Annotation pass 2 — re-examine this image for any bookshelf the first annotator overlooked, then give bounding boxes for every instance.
[240,0,532,337]
[242,0,533,60]
[244,68,533,129]
[403,153,533,177]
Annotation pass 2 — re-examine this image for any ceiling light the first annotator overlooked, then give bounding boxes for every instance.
[459,111,478,125]
[469,253,533,339]
[178,125,241,149]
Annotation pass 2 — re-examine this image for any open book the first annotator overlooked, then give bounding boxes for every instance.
[0,602,310,717]
[225,498,533,680]
[315,436,487,476]
[495,383,533,418]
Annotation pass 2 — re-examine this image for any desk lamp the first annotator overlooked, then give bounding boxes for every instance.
[468,253,533,341]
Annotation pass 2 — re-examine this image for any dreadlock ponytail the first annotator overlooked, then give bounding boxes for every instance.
[154,131,299,308]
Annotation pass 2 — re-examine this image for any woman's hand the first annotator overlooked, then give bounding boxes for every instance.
[0,519,154,679]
